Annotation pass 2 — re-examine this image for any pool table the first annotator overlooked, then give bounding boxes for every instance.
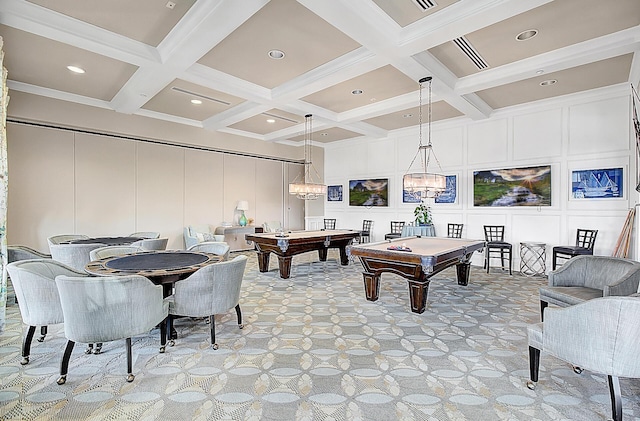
[245,229,361,279]
[348,236,485,313]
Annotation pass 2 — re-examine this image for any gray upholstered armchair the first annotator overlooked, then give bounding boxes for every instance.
[527,296,640,421]
[130,237,168,251]
[6,259,88,364]
[187,241,230,261]
[539,255,640,320]
[48,242,103,272]
[55,275,169,384]
[184,225,224,249]
[167,255,247,350]
[8,245,51,262]
[90,245,144,261]
[129,231,160,239]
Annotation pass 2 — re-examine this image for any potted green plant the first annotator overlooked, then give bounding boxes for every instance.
[414,201,432,226]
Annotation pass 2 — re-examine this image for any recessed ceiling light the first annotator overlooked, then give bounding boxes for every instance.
[535,69,545,75]
[67,65,85,74]
[268,49,285,59]
[516,29,538,41]
[540,79,557,86]
[351,89,363,95]
[402,113,413,118]
[266,119,276,123]
[370,98,377,102]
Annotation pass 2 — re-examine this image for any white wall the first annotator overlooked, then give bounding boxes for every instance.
[7,123,304,251]
[323,84,637,271]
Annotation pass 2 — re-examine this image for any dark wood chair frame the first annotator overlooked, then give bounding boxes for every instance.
[385,221,405,240]
[483,225,512,275]
[447,223,464,238]
[323,219,336,230]
[552,229,598,270]
[358,220,373,243]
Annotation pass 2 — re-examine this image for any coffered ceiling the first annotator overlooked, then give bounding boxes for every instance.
[1,0,639,146]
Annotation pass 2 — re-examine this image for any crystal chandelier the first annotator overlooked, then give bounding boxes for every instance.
[403,76,446,197]
[288,114,327,200]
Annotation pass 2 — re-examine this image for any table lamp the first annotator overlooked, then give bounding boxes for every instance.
[237,201,249,226]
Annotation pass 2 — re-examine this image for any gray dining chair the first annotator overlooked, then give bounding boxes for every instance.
[527,296,640,421]
[129,231,160,239]
[167,255,247,350]
[130,237,169,251]
[47,234,89,245]
[90,245,145,261]
[49,242,103,272]
[187,242,230,261]
[55,274,169,384]
[6,259,88,364]
[8,245,51,262]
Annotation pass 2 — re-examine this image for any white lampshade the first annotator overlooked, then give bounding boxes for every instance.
[237,200,249,211]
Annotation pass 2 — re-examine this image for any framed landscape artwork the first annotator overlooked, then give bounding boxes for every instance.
[349,178,388,207]
[327,185,343,202]
[571,167,623,200]
[473,165,551,207]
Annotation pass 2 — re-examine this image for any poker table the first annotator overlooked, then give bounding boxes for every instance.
[348,236,485,313]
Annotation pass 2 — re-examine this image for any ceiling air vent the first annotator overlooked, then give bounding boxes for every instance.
[262,112,300,124]
[452,36,489,70]
[171,86,231,106]
[412,0,437,12]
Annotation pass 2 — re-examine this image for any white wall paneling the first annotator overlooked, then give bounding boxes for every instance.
[568,96,630,156]
[513,109,562,161]
[75,133,137,237]
[467,119,508,165]
[7,124,75,251]
[184,149,225,234]
[137,143,185,250]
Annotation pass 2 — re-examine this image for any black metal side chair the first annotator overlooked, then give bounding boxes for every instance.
[324,219,336,230]
[358,220,373,243]
[385,221,405,240]
[484,225,512,275]
[552,229,598,270]
[447,223,464,238]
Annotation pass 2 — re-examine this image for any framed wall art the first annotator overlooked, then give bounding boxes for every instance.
[435,175,457,204]
[473,165,551,207]
[349,178,388,207]
[327,185,343,202]
[571,167,623,200]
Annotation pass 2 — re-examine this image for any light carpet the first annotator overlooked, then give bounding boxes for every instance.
[1,250,639,420]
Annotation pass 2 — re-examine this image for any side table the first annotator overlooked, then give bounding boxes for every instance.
[519,242,546,277]
[214,226,263,252]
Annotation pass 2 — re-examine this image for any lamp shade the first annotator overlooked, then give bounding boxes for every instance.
[237,201,249,211]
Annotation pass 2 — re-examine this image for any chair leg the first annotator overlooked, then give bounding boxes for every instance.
[125,338,134,382]
[57,340,75,385]
[159,317,167,353]
[21,325,36,365]
[508,250,512,275]
[608,375,622,421]
[37,326,47,342]
[485,250,490,273]
[167,315,175,347]
[210,315,218,350]
[540,301,548,322]
[552,251,558,270]
[235,304,243,329]
[526,346,540,390]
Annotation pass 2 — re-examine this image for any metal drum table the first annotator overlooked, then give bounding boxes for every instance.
[519,241,546,277]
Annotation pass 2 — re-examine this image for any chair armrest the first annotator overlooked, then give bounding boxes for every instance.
[547,259,587,287]
[604,268,640,296]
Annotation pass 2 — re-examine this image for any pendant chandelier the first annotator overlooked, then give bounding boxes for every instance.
[288,114,327,200]
[403,76,446,198]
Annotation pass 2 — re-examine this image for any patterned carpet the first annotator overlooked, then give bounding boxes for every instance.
[1,250,639,421]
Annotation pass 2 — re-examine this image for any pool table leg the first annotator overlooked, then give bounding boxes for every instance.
[338,246,349,265]
[256,252,271,272]
[408,280,429,314]
[318,248,328,261]
[363,273,380,302]
[456,262,471,286]
[277,256,293,279]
